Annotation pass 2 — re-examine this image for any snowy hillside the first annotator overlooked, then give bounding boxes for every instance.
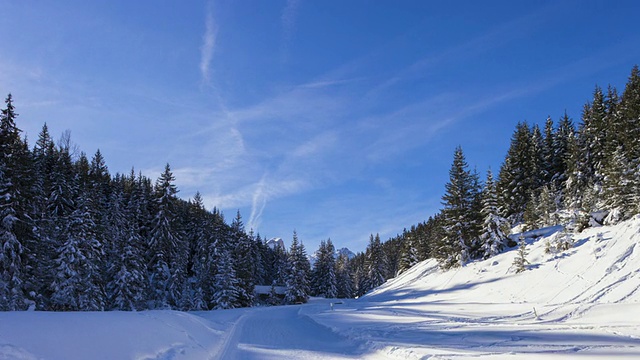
[312,216,640,358]
[1,218,639,359]
[367,216,639,308]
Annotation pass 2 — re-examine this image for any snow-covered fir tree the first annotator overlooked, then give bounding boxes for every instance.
[212,249,240,310]
[230,211,256,307]
[335,252,354,299]
[602,147,635,224]
[105,186,145,310]
[438,147,479,268]
[497,122,537,222]
[284,231,311,304]
[512,236,529,273]
[0,165,25,310]
[311,239,337,298]
[364,234,387,291]
[146,164,181,309]
[397,229,418,275]
[0,94,28,310]
[479,170,510,259]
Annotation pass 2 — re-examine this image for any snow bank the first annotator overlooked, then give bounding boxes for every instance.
[0,311,225,360]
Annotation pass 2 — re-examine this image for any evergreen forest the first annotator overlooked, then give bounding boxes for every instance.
[1,65,640,311]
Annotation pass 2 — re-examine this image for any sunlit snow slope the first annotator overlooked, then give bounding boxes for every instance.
[311,216,640,359]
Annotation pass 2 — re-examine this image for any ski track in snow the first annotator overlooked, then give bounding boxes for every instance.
[203,302,364,359]
[214,311,249,360]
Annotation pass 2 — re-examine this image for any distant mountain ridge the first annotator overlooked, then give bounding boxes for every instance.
[265,237,285,250]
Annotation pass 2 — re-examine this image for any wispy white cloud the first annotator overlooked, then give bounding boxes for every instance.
[248,173,268,232]
[297,77,365,89]
[200,4,218,85]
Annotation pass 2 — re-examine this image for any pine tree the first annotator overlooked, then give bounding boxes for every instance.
[230,211,256,307]
[602,147,635,224]
[363,234,386,291]
[553,113,576,202]
[186,192,212,311]
[284,231,310,304]
[512,236,529,273]
[335,252,354,299]
[479,169,510,259]
[439,147,478,268]
[563,123,585,212]
[620,65,640,161]
[311,239,337,298]
[579,87,607,184]
[212,249,240,309]
[0,94,28,310]
[537,184,558,227]
[25,123,57,309]
[397,230,418,275]
[497,122,537,222]
[50,170,105,312]
[542,116,555,184]
[105,188,145,310]
[146,164,181,309]
[0,165,26,310]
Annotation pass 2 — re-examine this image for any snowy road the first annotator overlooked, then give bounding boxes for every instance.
[204,300,364,360]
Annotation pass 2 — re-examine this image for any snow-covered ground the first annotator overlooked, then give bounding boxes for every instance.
[1,217,639,359]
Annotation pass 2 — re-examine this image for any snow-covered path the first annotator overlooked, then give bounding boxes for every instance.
[204,300,363,359]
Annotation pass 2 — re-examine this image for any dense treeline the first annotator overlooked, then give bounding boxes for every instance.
[3,65,640,309]
[0,97,317,310]
[348,65,640,293]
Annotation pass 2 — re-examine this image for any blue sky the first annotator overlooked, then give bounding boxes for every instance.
[2,0,640,252]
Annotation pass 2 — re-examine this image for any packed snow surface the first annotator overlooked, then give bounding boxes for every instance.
[2,217,639,359]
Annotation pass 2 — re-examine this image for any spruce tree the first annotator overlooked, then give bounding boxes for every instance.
[335,252,354,299]
[621,65,640,161]
[479,169,510,259]
[311,239,337,298]
[0,94,28,310]
[231,211,256,307]
[397,230,418,275]
[146,164,181,309]
[105,188,145,310]
[186,192,212,311]
[602,147,634,223]
[512,236,529,273]
[553,113,576,201]
[364,234,386,290]
[212,249,240,309]
[439,147,477,268]
[497,122,537,222]
[542,116,555,184]
[284,231,310,304]
[0,165,26,310]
